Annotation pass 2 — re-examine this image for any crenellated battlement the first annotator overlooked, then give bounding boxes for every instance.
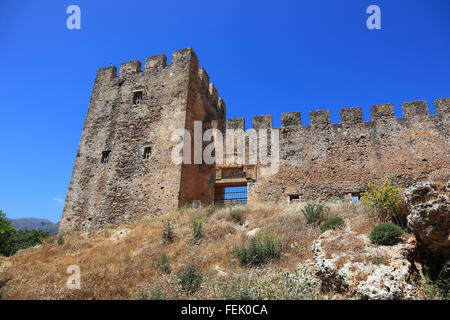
[97,48,196,78]
[94,48,225,116]
[340,107,363,125]
[244,97,450,204]
[253,115,273,129]
[226,98,450,131]
[227,117,245,130]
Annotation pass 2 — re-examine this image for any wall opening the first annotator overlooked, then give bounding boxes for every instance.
[143,146,152,159]
[214,185,247,205]
[351,192,360,203]
[133,91,143,105]
[289,194,300,202]
[101,151,111,164]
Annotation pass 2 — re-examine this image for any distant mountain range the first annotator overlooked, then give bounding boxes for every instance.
[8,218,60,235]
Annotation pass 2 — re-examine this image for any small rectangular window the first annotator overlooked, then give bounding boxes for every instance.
[351,193,360,203]
[101,151,111,164]
[143,146,152,159]
[133,91,143,105]
[289,194,299,202]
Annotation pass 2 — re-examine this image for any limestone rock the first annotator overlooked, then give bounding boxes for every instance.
[214,265,226,277]
[246,228,260,238]
[405,180,450,259]
[312,228,418,299]
[110,228,131,242]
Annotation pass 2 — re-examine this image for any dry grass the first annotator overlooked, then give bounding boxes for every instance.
[0,201,379,300]
[329,202,380,235]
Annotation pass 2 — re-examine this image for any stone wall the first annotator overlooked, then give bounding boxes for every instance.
[245,98,450,203]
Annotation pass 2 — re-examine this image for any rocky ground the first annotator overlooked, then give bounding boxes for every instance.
[0,181,448,300]
[312,229,418,299]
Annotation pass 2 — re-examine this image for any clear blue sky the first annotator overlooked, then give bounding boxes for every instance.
[1,0,449,222]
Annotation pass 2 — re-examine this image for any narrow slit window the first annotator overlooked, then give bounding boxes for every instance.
[289,194,299,202]
[101,151,111,164]
[133,91,143,105]
[143,146,152,159]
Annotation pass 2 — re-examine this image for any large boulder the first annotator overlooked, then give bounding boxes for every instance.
[312,228,418,299]
[405,180,450,259]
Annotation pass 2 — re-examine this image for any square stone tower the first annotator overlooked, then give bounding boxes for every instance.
[59,48,226,233]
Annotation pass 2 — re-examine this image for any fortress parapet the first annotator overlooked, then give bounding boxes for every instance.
[246,98,450,203]
[244,98,450,131]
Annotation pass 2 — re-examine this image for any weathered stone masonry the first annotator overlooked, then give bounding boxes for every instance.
[246,100,450,203]
[60,47,450,233]
[60,48,225,233]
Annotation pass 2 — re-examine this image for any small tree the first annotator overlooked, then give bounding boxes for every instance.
[229,209,244,223]
[162,218,175,243]
[57,234,65,246]
[153,253,171,274]
[191,217,204,245]
[361,176,406,227]
[301,203,325,224]
[232,228,283,266]
[177,264,203,295]
[0,210,15,257]
[10,230,49,252]
[320,217,345,233]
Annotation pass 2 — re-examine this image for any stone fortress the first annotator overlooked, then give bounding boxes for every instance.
[59,48,450,233]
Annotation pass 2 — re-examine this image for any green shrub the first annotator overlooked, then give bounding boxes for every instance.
[230,209,244,223]
[301,203,325,224]
[369,222,404,245]
[10,230,49,252]
[1,211,50,257]
[206,203,224,215]
[322,195,339,203]
[136,287,166,300]
[177,264,203,295]
[162,218,175,243]
[0,210,15,257]
[320,217,345,233]
[371,256,384,265]
[153,253,171,274]
[423,275,449,300]
[191,217,204,244]
[422,256,449,300]
[57,235,65,246]
[232,228,283,266]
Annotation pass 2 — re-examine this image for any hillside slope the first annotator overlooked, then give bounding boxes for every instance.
[0,202,433,300]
